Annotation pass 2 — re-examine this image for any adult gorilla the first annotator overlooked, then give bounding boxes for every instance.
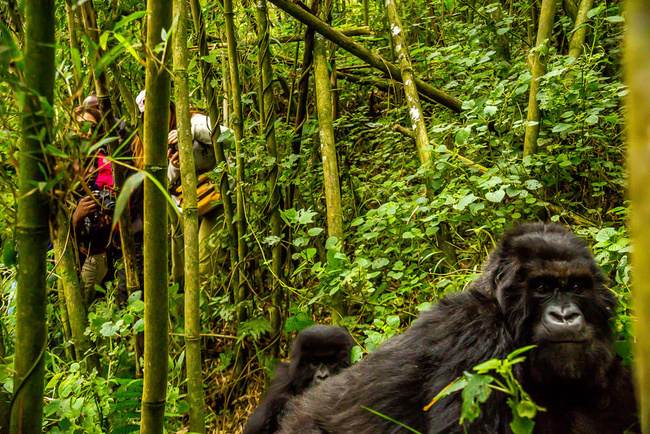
[279,223,638,433]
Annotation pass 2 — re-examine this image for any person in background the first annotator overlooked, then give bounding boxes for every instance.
[71,106,117,305]
[133,90,232,292]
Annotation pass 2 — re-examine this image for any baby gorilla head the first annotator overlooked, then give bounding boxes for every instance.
[243,325,355,434]
[288,325,356,393]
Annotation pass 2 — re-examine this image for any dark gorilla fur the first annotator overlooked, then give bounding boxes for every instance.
[243,325,355,434]
[279,223,638,433]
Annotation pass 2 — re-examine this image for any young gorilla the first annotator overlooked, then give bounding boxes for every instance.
[280,223,639,433]
[243,325,355,434]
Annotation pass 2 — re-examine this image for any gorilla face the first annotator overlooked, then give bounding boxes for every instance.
[490,224,616,386]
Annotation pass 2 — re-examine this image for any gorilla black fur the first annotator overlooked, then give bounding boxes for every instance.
[243,325,355,434]
[279,223,638,433]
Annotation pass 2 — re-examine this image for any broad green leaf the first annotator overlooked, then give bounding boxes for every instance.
[486,189,505,203]
[113,171,145,230]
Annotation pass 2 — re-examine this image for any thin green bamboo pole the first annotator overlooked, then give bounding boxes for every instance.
[172,0,206,430]
[9,0,54,431]
[139,0,173,431]
[224,0,250,352]
[523,0,557,157]
[313,0,345,323]
[256,0,284,343]
[51,210,101,375]
[567,0,595,58]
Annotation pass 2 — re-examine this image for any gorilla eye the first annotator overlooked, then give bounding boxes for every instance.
[535,283,547,293]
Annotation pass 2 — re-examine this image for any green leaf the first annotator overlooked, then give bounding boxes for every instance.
[296,209,318,224]
[386,315,400,329]
[114,32,144,66]
[460,374,493,424]
[523,179,543,190]
[506,345,536,361]
[308,227,324,236]
[473,358,501,373]
[455,127,471,145]
[113,172,146,230]
[516,400,538,419]
[585,114,599,125]
[99,31,110,50]
[372,258,389,269]
[454,193,478,211]
[483,106,498,117]
[114,10,148,31]
[510,412,535,434]
[551,123,571,133]
[486,189,505,203]
[604,15,624,22]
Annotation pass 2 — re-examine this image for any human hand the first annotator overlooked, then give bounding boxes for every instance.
[167,148,180,168]
[72,195,98,228]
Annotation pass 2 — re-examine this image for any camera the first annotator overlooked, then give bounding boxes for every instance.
[87,189,116,226]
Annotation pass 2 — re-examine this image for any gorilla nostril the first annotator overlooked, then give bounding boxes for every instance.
[565,312,582,324]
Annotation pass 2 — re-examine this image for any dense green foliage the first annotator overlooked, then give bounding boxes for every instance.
[0,0,632,430]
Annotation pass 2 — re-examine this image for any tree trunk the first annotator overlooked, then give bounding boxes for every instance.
[9,0,54,431]
[51,210,101,375]
[523,0,557,157]
[189,0,239,287]
[625,0,650,429]
[256,0,284,345]
[267,0,463,113]
[314,0,345,323]
[385,0,457,269]
[567,0,595,58]
[173,0,206,430]
[139,0,173,431]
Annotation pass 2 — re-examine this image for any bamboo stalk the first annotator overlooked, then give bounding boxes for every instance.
[256,0,285,344]
[172,0,206,430]
[51,210,101,375]
[224,0,249,329]
[567,0,595,58]
[9,0,54,431]
[313,0,345,323]
[139,0,173,430]
[523,0,557,157]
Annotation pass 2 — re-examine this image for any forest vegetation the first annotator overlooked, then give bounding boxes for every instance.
[0,0,649,431]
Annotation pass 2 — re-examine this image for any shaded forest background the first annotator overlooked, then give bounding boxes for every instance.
[0,0,636,431]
